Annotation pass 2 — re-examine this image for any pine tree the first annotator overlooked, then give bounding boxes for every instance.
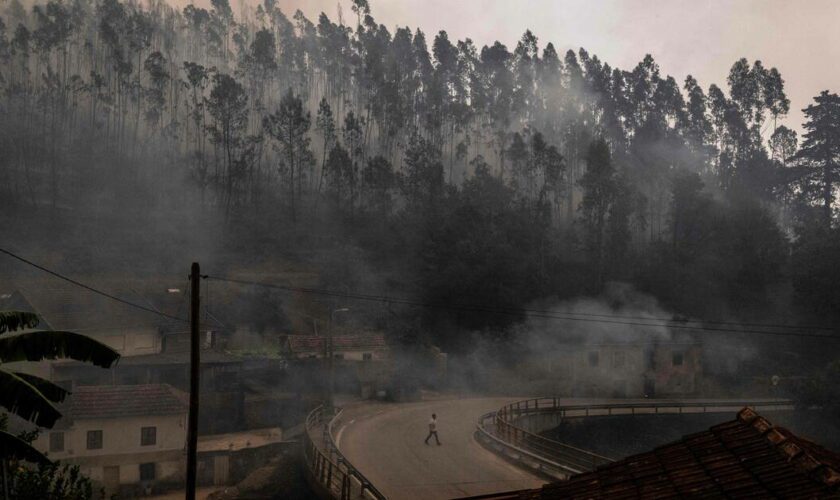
[793,91,840,226]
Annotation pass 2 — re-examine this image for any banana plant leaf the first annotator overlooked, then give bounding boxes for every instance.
[0,430,51,465]
[0,369,62,428]
[14,372,71,403]
[0,311,40,334]
[0,331,120,368]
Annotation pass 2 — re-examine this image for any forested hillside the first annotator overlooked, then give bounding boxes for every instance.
[1,0,839,351]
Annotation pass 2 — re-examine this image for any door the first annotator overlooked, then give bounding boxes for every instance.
[213,455,229,486]
[103,465,120,495]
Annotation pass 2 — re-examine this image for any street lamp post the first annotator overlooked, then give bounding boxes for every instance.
[327,308,350,413]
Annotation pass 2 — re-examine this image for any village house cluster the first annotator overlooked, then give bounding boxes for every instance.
[1,280,398,496]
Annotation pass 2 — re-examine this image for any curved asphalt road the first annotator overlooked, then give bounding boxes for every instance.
[334,397,545,500]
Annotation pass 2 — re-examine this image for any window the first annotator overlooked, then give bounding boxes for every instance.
[588,351,600,367]
[49,432,64,452]
[672,352,684,366]
[141,426,157,446]
[362,353,373,361]
[139,463,156,482]
[86,430,103,450]
[613,351,626,369]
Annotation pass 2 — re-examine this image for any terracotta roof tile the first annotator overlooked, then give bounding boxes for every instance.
[285,333,387,354]
[537,408,840,499]
[66,384,187,420]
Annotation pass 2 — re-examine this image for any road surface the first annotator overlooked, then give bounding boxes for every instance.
[334,397,545,500]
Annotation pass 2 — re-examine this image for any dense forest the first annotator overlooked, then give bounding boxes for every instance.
[1,0,840,354]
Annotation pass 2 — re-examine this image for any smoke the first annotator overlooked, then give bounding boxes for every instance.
[441,282,767,397]
[522,282,672,348]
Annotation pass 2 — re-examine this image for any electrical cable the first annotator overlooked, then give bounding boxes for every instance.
[0,246,188,322]
[205,275,840,340]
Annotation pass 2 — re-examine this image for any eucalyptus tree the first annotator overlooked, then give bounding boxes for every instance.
[206,72,251,211]
[361,155,395,217]
[350,0,370,29]
[431,30,457,146]
[479,41,514,175]
[770,125,798,168]
[683,75,713,157]
[324,143,353,211]
[182,5,211,61]
[31,0,74,208]
[402,133,444,212]
[762,66,790,135]
[209,0,234,66]
[512,30,539,125]
[727,58,762,129]
[143,50,168,129]
[182,61,209,194]
[263,88,312,221]
[579,137,625,284]
[531,131,565,209]
[341,111,364,210]
[559,49,587,223]
[315,97,337,197]
[240,27,277,124]
[534,42,562,133]
[411,28,433,132]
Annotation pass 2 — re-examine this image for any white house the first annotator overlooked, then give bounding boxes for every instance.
[33,384,188,496]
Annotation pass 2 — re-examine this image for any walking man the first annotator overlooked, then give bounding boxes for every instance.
[425,413,441,445]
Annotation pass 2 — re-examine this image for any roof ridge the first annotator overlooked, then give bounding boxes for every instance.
[737,407,840,487]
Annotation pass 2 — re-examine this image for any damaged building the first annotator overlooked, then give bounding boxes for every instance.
[526,333,702,398]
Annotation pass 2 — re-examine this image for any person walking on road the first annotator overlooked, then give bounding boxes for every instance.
[425,413,441,445]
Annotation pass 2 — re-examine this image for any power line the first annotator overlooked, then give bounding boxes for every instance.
[205,275,840,340]
[0,247,188,323]
[3,244,833,340]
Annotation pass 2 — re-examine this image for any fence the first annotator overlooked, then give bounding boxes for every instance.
[477,398,795,478]
[302,405,387,500]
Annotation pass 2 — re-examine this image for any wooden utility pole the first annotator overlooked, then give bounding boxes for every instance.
[186,262,201,500]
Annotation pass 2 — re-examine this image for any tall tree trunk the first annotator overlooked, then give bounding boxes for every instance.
[824,161,833,227]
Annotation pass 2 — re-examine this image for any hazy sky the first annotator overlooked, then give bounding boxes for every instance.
[251,0,839,135]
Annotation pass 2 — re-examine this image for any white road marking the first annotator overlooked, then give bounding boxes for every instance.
[335,418,354,448]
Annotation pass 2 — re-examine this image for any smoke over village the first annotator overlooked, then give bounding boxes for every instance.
[2,0,840,498]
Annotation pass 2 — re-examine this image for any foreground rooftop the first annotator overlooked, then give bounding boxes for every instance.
[483,407,840,499]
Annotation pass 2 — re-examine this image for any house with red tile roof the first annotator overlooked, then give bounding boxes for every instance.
[281,333,392,398]
[32,384,188,497]
[281,332,389,361]
[2,283,246,433]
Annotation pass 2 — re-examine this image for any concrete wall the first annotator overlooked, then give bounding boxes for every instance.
[513,411,566,435]
[295,349,388,361]
[526,343,702,397]
[530,346,647,397]
[97,327,162,357]
[653,344,702,395]
[36,414,185,460]
[34,413,186,487]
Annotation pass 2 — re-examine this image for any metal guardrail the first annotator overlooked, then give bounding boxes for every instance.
[477,398,795,478]
[303,405,387,500]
